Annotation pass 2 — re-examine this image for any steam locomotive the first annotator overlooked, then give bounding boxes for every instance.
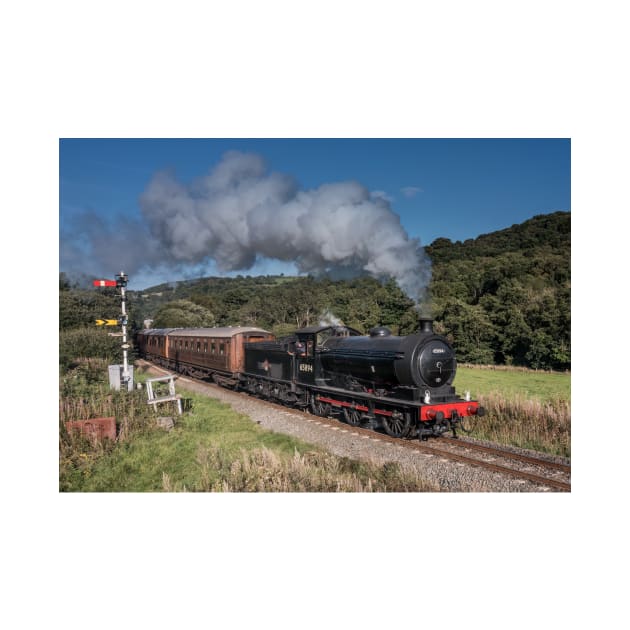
[136,318,484,439]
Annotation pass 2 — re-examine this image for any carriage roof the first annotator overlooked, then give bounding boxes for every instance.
[143,327,272,338]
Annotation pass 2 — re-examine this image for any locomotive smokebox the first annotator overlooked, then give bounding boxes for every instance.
[418,317,434,334]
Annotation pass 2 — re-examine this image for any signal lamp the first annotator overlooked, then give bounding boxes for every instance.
[115,272,128,288]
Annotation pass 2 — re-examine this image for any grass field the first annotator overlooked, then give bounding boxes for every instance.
[59,362,440,492]
[61,395,305,491]
[454,366,570,402]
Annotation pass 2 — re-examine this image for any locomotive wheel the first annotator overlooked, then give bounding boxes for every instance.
[381,411,411,438]
[310,398,328,417]
[343,408,362,427]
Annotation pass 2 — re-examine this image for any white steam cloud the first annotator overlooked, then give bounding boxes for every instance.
[319,309,345,328]
[62,151,432,303]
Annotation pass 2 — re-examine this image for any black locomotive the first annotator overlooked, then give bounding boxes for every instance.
[242,317,483,439]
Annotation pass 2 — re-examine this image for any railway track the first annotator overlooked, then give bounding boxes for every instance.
[440,436,571,473]
[297,412,571,492]
[139,360,571,492]
[408,436,570,491]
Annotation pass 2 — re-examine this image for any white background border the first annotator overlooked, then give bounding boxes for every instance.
[3,1,625,628]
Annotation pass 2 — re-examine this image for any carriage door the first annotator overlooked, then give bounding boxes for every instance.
[296,334,315,384]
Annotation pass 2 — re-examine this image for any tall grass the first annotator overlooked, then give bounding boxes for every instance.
[469,391,571,457]
[162,445,440,492]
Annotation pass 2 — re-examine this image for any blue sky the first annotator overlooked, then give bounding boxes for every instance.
[60,138,570,290]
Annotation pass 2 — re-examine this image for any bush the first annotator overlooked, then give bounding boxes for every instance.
[59,327,126,372]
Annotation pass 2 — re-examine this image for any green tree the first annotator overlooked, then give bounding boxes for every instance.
[59,288,122,331]
[440,300,495,364]
[153,300,215,328]
[237,295,266,326]
[525,330,555,369]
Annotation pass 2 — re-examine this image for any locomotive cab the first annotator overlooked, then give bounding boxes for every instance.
[293,325,362,385]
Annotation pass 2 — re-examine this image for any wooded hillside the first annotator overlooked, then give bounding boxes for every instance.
[60,211,570,370]
[426,211,570,368]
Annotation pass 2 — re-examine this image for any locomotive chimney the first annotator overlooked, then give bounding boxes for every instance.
[418,317,433,334]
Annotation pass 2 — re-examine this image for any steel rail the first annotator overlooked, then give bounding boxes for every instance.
[439,436,571,473]
[402,440,571,492]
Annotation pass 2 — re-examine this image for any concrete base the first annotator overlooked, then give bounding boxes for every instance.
[108,364,134,391]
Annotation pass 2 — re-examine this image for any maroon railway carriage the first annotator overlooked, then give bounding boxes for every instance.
[136,327,274,384]
[136,328,178,363]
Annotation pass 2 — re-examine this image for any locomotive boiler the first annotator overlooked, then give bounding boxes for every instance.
[318,318,457,400]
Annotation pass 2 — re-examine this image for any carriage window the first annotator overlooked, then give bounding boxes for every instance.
[211,343,216,354]
[220,343,225,355]
[185,341,188,349]
[197,341,201,352]
[204,342,208,353]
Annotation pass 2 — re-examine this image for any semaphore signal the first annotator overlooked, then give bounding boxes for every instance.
[95,319,119,326]
[92,279,117,287]
[92,271,132,390]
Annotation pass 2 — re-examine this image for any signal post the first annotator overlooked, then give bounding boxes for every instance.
[93,271,133,391]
